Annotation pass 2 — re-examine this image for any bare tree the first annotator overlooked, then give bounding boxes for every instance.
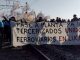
[22,2,30,13]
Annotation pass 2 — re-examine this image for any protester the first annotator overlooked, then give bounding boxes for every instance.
[36,12,44,22]
[56,17,62,23]
[9,17,16,22]
[36,17,44,22]
[67,19,71,22]
[2,16,11,45]
[0,18,4,48]
[62,19,66,23]
[71,14,79,22]
[50,19,55,22]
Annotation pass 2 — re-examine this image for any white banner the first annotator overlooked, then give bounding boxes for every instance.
[12,21,80,47]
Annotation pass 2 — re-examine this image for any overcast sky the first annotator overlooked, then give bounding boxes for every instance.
[0,0,80,19]
[20,0,80,19]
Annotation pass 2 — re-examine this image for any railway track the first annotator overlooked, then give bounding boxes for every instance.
[22,45,72,60]
[1,44,80,60]
[33,45,66,60]
[0,45,50,60]
[23,44,50,60]
[32,45,76,60]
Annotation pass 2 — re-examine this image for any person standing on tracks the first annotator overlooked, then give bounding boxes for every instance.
[0,17,4,48]
[2,16,11,45]
[9,16,16,44]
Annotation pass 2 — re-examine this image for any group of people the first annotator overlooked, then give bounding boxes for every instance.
[0,16,16,48]
[0,14,79,48]
[34,14,80,23]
